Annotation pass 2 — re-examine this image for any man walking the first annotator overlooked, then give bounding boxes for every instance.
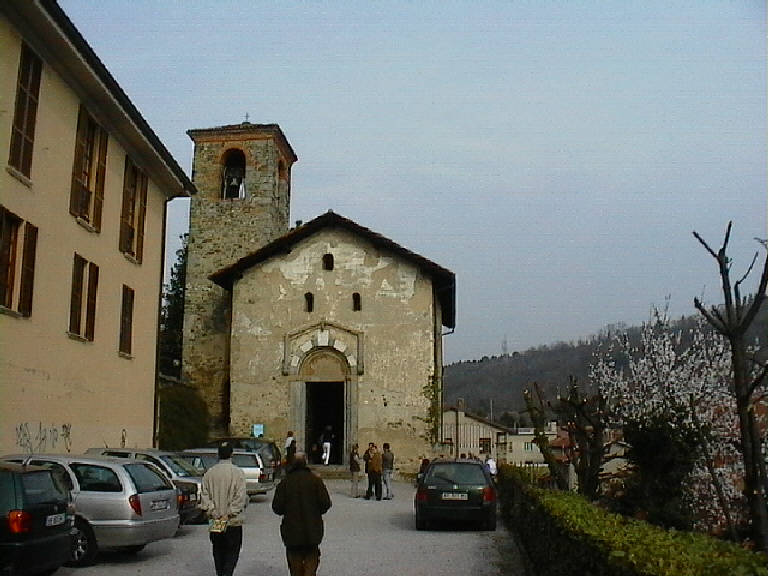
[381,442,395,500]
[272,452,332,576]
[200,442,247,576]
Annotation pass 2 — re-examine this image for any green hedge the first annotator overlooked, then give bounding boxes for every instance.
[498,466,767,576]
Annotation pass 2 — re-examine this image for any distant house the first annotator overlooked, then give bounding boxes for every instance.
[0,1,194,454]
[441,405,557,465]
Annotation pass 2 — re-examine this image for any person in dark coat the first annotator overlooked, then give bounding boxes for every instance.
[272,452,332,576]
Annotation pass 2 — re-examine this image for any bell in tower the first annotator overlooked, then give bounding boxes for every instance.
[221,148,246,199]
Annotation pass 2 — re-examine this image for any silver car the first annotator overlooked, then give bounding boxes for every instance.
[2,454,179,567]
[85,448,204,524]
[181,449,268,495]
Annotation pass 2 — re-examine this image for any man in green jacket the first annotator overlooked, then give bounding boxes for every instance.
[200,442,247,576]
[272,452,332,576]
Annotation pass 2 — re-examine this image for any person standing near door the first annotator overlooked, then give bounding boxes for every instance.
[349,443,361,497]
[320,425,334,465]
[381,443,395,500]
[365,444,382,500]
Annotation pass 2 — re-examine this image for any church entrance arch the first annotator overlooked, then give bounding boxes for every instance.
[298,348,351,466]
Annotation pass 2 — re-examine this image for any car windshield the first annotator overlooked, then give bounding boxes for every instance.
[21,470,67,504]
[160,454,201,477]
[426,463,487,485]
[125,463,173,493]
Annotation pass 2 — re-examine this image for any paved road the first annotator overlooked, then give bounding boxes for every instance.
[55,478,527,576]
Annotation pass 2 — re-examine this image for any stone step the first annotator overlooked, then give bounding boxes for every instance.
[308,465,350,479]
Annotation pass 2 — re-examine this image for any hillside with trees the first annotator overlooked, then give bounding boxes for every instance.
[443,300,768,424]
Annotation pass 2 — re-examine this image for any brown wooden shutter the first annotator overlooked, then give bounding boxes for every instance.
[18,222,37,316]
[69,254,85,334]
[0,207,14,308]
[92,128,107,231]
[85,262,99,341]
[135,172,148,263]
[120,285,134,354]
[70,108,88,217]
[119,157,133,253]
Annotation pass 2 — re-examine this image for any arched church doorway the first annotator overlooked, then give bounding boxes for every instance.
[298,348,349,466]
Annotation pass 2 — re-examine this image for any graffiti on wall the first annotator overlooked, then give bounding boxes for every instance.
[15,422,72,454]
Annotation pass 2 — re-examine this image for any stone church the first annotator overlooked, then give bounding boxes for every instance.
[182,122,455,470]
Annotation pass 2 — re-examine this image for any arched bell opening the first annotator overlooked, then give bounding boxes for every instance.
[220,148,246,199]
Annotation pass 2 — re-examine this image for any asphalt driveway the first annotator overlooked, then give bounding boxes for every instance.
[56,478,527,576]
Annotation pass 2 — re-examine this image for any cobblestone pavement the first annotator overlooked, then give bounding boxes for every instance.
[56,479,528,576]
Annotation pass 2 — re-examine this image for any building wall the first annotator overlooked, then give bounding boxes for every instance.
[441,409,556,465]
[0,15,169,454]
[228,227,441,472]
[183,126,294,435]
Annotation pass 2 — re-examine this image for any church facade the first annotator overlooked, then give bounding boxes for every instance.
[183,123,455,471]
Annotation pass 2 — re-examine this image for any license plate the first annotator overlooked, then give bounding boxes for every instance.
[151,500,170,511]
[46,513,65,526]
[441,492,468,501]
[188,493,197,501]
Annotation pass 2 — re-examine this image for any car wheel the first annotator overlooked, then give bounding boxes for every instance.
[485,511,497,531]
[415,511,428,531]
[67,518,97,567]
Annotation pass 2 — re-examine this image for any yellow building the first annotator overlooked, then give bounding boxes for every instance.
[0,1,193,454]
[441,406,557,466]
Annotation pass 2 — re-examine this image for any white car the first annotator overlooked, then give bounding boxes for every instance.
[181,449,267,495]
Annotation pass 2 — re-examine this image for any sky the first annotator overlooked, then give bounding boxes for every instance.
[58,1,766,364]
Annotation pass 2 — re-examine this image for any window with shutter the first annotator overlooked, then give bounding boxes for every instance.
[119,156,147,262]
[69,106,108,231]
[8,43,42,178]
[68,254,98,341]
[0,206,37,317]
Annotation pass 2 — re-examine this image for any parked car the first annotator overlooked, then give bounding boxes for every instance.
[84,448,204,524]
[181,449,268,495]
[206,437,282,482]
[0,461,73,576]
[414,459,497,531]
[2,454,179,567]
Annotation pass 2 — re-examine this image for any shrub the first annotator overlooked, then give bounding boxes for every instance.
[498,465,767,576]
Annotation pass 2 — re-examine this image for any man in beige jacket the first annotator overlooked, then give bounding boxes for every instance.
[200,442,247,576]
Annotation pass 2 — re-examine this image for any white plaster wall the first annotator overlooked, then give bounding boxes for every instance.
[228,228,439,471]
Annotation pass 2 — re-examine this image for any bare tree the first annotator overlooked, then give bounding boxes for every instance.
[694,222,768,551]
[555,377,607,501]
[524,382,569,490]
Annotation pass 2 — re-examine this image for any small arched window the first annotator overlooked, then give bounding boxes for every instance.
[352,292,362,311]
[304,292,314,312]
[322,254,334,271]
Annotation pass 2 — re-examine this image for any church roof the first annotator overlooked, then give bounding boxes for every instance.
[209,210,456,328]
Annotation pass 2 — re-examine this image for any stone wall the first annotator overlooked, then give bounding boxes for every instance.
[227,228,442,472]
[182,125,294,436]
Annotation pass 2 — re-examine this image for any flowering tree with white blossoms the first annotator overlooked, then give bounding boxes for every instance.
[592,308,743,536]
[693,223,768,551]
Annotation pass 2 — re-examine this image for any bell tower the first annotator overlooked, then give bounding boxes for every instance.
[182,122,297,436]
